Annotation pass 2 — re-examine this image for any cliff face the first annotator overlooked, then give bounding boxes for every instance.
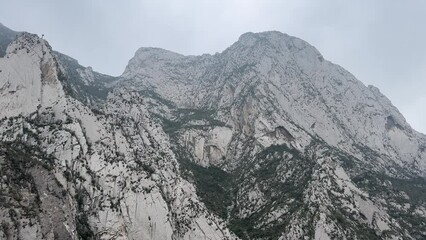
[122,31,426,173]
[0,33,234,240]
[119,31,426,239]
[0,28,425,240]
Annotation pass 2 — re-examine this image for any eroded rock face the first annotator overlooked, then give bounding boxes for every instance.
[0,33,235,240]
[0,27,425,240]
[121,31,426,174]
[119,31,426,239]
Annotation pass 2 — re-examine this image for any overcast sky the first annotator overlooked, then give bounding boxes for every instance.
[1,0,425,133]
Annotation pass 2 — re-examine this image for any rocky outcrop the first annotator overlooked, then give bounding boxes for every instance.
[119,31,426,239]
[1,27,425,239]
[0,33,235,240]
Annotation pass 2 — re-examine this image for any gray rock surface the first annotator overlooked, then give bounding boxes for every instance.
[0,26,425,239]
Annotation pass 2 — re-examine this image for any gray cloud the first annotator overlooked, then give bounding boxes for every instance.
[1,0,425,133]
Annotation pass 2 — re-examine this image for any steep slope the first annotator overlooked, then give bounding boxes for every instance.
[0,33,235,239]
[0,26,425,240]
[119,31,426,239]
[54,51,116,108]
[121,31,426,174]
[0,23,19,58]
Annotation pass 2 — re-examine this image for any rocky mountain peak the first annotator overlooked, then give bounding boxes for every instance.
[5,32,52,58]
[227,31,324,61]
[0,32,65,118]
[134,47,184,60]
[121,31,326,97]
[237,31,295,48]
[123,31,324,80]
[123,47,186,78]
[1,24,426,240]
[118,30,426,174]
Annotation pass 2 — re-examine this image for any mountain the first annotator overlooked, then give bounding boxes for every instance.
[0,23,19,58]
[0,25,425,240]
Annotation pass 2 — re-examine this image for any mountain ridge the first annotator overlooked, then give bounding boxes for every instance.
[0,25,425,239]
[120,30,425,173]
[0,22,19,57]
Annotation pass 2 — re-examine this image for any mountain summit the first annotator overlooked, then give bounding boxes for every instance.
[0,26,425,240]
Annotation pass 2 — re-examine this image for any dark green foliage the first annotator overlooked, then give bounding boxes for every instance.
[134,160,156,176]
[162,105,234,219]
[353,172,426,204]
[54,51,116,106]
[75,188,95,240]
[174,144,232,219]
[390,177,426,204]
[229,212,289,240]
[0,141,95,239]
[76,213,94,240]
[181,159,233,219]
[141,164,156,175]
[353,171,426,238]
[353,144,381,163]
[159,108,226,135]
[139,89,175,108]
[63,170,72,182]
[160,116,183,135]
[228,144,314,239]
[387,177,426,238]
[228,217,254,239]
[1,221,10,239]
[0,143,42,203]
[171,138,320,239]
[0,143,48,221]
